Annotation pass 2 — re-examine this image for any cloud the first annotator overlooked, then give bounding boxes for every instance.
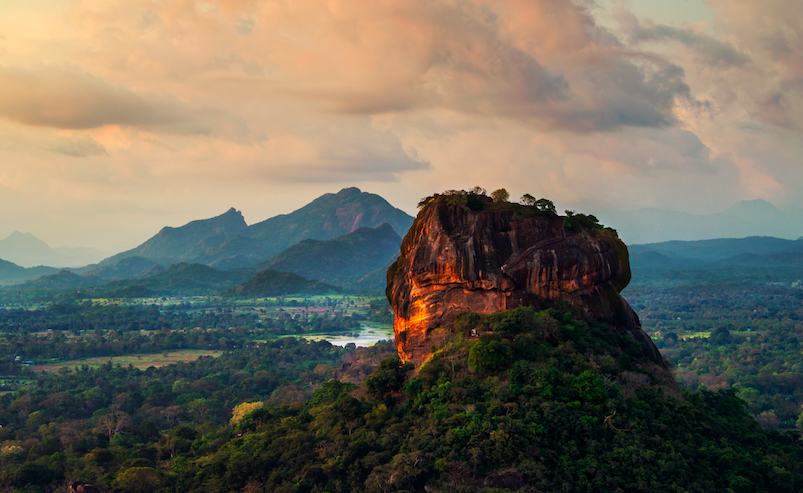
[621,16,750,67]
[63,0,697,133]
[0,125,106,158]
[234,15,256,35]
[282,0,694,132]
[47,135,108,157]
[0,66,184,129]
[1,0,802,252]
[0,66,262,142]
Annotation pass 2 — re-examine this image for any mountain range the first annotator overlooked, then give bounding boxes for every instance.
[96,187,413,269]
[628,235,803,272]
[602,199,803,244]
[0,231,107,268]
[0,188,413,295]
[7,189,803,297]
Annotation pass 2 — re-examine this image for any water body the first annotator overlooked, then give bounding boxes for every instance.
[300,325,394,347]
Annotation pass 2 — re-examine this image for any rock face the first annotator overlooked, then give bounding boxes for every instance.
[386,195,665,371]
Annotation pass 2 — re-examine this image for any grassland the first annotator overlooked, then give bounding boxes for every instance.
[33,349,223,373]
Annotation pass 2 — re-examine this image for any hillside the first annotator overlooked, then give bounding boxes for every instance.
[0,231,57,267]
[99,207,248,266]
[96,263,259,297]
[224,269,340,297]
[238,187,413,258]
[256,223,401,285]
[0,258,58,285]
[3,307,800,492]
[91,188,414,271]
[0,232,106,268]
[19,270,98,289]
[629,236,802,261]
[83,256,163,281]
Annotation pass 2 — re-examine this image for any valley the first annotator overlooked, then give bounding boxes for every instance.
[0,188,802,492]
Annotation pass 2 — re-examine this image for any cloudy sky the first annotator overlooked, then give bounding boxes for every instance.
[0,0,801,251]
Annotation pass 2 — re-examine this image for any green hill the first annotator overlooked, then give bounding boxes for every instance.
[225,269,340,297]
[256,223,401,285]
[196,307,803,491]
[97,263,258,296]
[0,258,58,285]
[19,270,98,289]
[0,307,801,492]
[83,256,163,281]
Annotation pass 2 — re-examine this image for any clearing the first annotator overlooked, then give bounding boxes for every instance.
[33,349,223,373]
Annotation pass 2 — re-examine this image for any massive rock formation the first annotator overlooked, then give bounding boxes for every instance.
[386,193,665,372]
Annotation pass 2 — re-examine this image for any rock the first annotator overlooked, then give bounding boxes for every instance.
[386,194,666,374]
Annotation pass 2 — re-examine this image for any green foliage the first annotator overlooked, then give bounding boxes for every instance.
[230,401,264,425]
[114,467,163,493]
[520,193,536,206]
[2,305,803,493]
[467,337,512,373]
[364,357,414,399]
[563,210,618,237]
[534,198,557,215]
[630,276,803,427]
[490,188,510,203]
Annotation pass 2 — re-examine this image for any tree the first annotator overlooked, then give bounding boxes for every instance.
[114,467,163,493]
[365,357,414,399]
[98,411,131,439]
[230,401,264,425]
[491,188,509,203]
[520,194,536,206]
[534,198,557,215]
[471,186,487,196]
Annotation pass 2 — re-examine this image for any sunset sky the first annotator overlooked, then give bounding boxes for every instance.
[0,0,801,251]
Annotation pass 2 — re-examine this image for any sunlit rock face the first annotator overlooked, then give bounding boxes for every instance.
[386,195,665,370]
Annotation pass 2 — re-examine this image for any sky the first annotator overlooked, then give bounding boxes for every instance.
[0,0,801,251]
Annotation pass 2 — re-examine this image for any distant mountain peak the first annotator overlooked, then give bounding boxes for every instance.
[725,198,780,215]
[0,230,57,267]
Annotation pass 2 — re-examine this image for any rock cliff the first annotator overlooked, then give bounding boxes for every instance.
[386,193,666,373]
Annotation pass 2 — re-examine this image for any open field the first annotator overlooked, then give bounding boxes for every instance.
[33,349,223,373]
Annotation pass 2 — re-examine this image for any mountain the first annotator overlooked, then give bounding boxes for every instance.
[0,231,58,267]
[96,263,259,296]
[602,199,803,244]
[628,236,802,261]
[224,269,340,297]
[255,223,401,285]
[387,191,668,379]
[0,232,107,268]
[240,187,413,258]
[83,256,163,281]
[335,254,400,293]
[93,188,414,271]
[98,207,247,267]
[0,258,59,285]
[20,270,98,289]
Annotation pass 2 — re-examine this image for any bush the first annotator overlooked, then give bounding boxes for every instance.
[364,357,414,399]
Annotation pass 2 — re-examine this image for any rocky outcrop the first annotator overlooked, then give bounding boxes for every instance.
[386,194,665,372]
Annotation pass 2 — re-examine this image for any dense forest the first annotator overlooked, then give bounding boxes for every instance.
[1,307,802,492]
[0,300,371,377]
[625,263,803,429]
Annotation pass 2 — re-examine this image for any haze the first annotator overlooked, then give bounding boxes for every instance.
[0,0,801,251]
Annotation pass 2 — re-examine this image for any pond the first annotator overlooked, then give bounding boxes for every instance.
[295,325,395,347]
